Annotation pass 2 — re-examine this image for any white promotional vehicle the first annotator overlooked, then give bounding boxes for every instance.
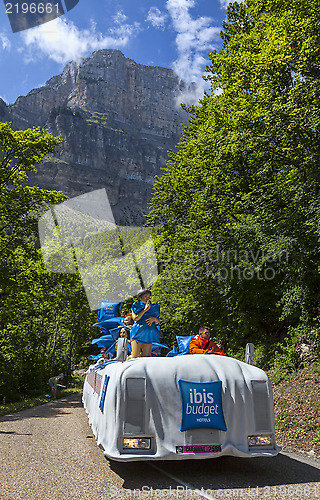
[82,352,279,461]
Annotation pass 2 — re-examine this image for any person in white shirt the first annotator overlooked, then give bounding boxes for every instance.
[48,373,64,399]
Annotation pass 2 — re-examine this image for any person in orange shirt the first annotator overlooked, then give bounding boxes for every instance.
[189,326,225,355]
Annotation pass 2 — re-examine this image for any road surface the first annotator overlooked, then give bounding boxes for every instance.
[0,394,319,500]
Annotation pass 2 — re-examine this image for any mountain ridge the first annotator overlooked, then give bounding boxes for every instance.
[3,49,192,223]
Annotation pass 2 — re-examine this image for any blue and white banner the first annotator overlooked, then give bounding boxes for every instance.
[99,375,110,413]
[178,379,227,432]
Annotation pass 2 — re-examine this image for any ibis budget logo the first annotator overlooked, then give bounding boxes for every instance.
[178,380,227,432]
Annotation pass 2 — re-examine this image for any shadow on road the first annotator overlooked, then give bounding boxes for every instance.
[109,453,320,493]
[0,393,83,423]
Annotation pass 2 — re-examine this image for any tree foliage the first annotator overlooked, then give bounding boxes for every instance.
[0,124,95,402]
[0,122,65,258]
[148,0,320,361]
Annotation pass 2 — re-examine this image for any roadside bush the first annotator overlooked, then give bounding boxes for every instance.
[269,327,306,383]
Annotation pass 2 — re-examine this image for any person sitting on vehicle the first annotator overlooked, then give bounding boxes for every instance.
[189,326,225,355]
[124,315,134,327]
[114,327,131,355]
[119,327,131,340]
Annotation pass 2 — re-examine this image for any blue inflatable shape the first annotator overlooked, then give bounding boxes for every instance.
[91,335,114,349]
[106,342,117,355]
[176,335,194,354]
[93,317,124,330]
[96,340,113,349]
[152,342,169,350]
[97,300,123,321]
[93,325,109,336]
[109,326,121,341]
[87,354,102,360]
[91,334,113,343]
[178,379,227,432]
[166,345,178,357]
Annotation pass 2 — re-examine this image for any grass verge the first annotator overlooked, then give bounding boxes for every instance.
[0,373,84,416]
[272,362,320,456]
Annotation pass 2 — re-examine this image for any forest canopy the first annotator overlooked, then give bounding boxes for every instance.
[147,0,320,362]
[0,124,95,402]
[1,0,320,402]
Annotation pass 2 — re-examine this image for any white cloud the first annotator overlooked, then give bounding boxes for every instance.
[146,7,168,29]
[147,1,220,103]
[175,81,207,107]
[218,0,231,7]
[166,0,220,103]
[21,13,140,64]
[1,34,11,50]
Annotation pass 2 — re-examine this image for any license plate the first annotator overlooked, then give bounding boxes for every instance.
[176,445,221,454]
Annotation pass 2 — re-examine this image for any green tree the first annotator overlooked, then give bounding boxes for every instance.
[148,0,320,361]
[0,122,66,260]
[0,123,96,402]
[0,253,94,401]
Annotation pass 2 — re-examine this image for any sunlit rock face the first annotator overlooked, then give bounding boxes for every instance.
[6,49,191,223]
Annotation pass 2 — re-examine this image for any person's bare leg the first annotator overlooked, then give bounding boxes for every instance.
[131,341,142,358]
[141,343,152,357]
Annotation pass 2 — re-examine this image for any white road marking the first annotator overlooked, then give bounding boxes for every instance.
[148,462,219,500]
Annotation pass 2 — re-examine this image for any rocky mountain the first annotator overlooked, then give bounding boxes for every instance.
[3,49,192,223]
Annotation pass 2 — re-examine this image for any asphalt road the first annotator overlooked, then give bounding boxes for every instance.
[0,394,319,500]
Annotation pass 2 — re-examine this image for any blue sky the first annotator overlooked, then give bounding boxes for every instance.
[0,0,229,104]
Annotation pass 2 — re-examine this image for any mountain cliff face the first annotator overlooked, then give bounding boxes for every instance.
[5,49,191,223]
